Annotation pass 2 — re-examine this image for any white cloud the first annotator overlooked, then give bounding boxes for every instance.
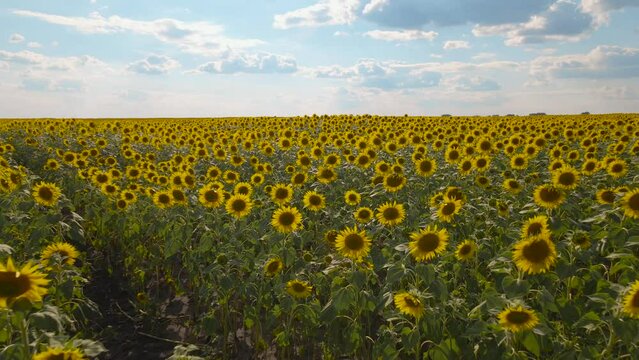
[443,40,470,50]
[581,0,639,24]
[472,52,497,61]
[333,31,350,37]
[9,33,25,44]
[127,55,180,75]
[0,50,111,73]
[444,75,501,91]
[27,42,42,49]
[13,9,263,57]
[195,53,297,74]
[530,45,639,83]
[364,29,438,42]
[273,0,360,29]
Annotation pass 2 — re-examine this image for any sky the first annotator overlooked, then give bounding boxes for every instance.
[0,0,638,117]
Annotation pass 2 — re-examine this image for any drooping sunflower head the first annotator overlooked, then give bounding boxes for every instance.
[0,258,49,308]
[271,206,303,233]
[533,184,565,209]
[512,234,557,275]
[32,182,62,207]
[409,225,449,262]
[286,279,312,299]
[264,258,284,277]
[376,201,406,227]
[455,240,477,261]
[335,226,372,260]
[621,189,639,219]
[622,280,639,319]
[498,305,539,332]
[520,215,550,239]
[41,242,80,266]
[394,292,425,319]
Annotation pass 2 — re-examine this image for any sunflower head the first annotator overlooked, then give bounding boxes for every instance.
[271,206,303,233]
[455,240,477,261]
[225,193,253,219]
[498,305,539,332]
[437,196,462,223]
[376,201,406,227]
[286,279,312,299]
[621,189,639,219]
[32,182,62,207]
[520,215,550,239]
[354,207,374,223]
[0,258,49,309]
[409,225,449,262]
[394,292,425,319]
[533,184,565,209]
[622,280,639,319]
[41,242,80,266]
[512,234,557,275]
[264,258,284,277]
[33,347,86,360]
[335,226,372,261]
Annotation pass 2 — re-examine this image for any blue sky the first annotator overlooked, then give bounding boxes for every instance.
[0,0,638,117]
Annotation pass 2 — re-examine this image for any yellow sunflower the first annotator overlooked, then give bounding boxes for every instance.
[512,234,557,274]
[502,178,522,194]
[498,305,539,332]
[394,292,425,319]
[620,189,639,219]
[607,159,628,178]
[33,347,86,360]
[152,190,174,209]
[437,196,462,223]
[335,226,372,260]
[415,158,437,177]
[533,184,565,209]
[198,186,224,208]
[264,258,284,277]
[354,207,374,223]
[382,173,407,192]
[286,279,312,299]
[344,190,361,206]
[455,240,477,261]
[271,206,303,233]
[32,182,62,207]
[270,183,293,205]
[376,201,406,227]
[41,242,80,266]
[595,188,616,205]
[0,258,49,308]
[303,191,326,212]
[622,280,639,319]
[552,166,580,190]
[409,225,449,262]
[225,193,253,219]
[520,215,550,239]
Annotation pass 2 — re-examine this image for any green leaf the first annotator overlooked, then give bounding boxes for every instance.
[522,332,540,357]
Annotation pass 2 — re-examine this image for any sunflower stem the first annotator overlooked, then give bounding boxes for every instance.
[19,316,30,357]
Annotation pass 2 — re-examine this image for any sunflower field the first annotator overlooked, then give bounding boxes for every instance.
[1,114,639,359]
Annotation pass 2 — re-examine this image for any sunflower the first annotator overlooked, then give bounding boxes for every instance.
[520,215,550,239]
[225,193,253,219]
[455,240,477,261]
[533,184,565,209]
[620,189,639,219]
[32,182,62,207]
[33,347,86,360]
[475,175,490,189]
[607,159,628,178]
[437,196,462,223]
[622,280,639,319]
[271,183,293,205]
[498,305,539,332]
[510,154,528,170]
[354,207,374,223]
[394,292,425,319]
[344,190,361,206]
[571,231,591,249]
[234,182,253,196]
[0,258,49,308]
[286,279,312,299]
[335,226,372,260]
[552,166,580,190]
[198,186,224,208]
[581,159,599,175]
[153,190,174,209]
[383,173,407,192]
[595,188,616,205]
[497,201,510,217]
[303,191,326,211]
[41,242,80,266]
[502,178,522,194]
[271,206,303,233]
[512,234,557,274]
[317,166,337,184]
[409,225,449,262]
[170,188,188,205]
[429,192,445,207]
[376,201,406,227]
[415,158,437,177]
[458,158,474,176]
[264,258,284,277]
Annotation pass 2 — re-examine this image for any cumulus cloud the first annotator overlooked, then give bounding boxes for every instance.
[273,0,360,29]
[361,0,554,28]
[364,29,438,41]
[530,45,639,83]
[581,0,639,24]
[474,0,596,46]
[127,55,180,75]
[13,9,263,56]
[9,33,25,44]
[0,50,110,72]
[195,53,297,74]
[443,40,470,50]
